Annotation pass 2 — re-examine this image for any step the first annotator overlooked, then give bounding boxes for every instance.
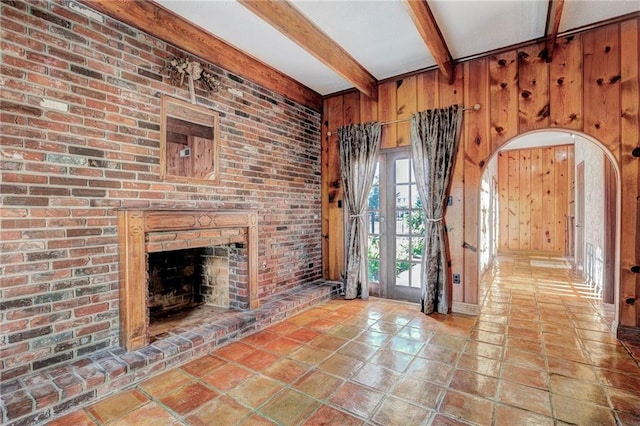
[0,281,339,425]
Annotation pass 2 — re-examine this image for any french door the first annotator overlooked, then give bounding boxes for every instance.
[367,149,424,303]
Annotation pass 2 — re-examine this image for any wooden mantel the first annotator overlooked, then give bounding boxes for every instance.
[117,209,259,351]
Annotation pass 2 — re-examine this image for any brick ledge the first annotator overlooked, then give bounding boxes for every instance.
[0,281,338,426]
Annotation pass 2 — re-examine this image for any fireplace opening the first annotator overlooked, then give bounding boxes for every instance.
[118,209,259,351]
[148,248,205,322]
[146,243,249,341]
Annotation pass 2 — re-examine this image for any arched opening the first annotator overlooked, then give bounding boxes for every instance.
[477,129,621,328]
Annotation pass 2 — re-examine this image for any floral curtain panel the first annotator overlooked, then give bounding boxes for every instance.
[410,106,463,314]
[338,122,382,300]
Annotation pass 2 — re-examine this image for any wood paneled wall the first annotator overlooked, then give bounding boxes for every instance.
[497,146,574,253]
[321,17,640,331]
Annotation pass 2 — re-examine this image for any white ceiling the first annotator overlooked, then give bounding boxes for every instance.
[157,0,639,96]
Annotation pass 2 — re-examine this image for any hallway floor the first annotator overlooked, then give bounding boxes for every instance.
[49,253,640,425]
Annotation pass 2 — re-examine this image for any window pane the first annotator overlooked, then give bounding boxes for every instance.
[409,262,422,288]
[411,184,422,208]
[396,210,410,234]
[367,160,380,284]
[368,185,380,210]
[367,211,381,234]
[373,162,380,184]
[412,236,425,260]
[396,185,409,208]
[396,237,410,261]
[368,259,380,283]
[409,210,425,236]
[367,235,380,282]
[396,158,410,183]
[396,262,410,287]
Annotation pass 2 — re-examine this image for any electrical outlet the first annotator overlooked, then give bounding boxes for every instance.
[453,273,461,284]
[179,147,191,158]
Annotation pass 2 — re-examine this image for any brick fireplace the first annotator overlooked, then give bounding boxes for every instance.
[117,209,259,351]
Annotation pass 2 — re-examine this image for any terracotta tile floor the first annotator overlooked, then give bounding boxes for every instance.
[49,253,640,425]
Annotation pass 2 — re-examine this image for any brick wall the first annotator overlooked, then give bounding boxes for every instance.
[0,0,322,382]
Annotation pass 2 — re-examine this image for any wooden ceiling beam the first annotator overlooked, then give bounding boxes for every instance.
[403,0,455,85]
[544,0,565,63]
[238,0,378,99]
[79,0,323,111]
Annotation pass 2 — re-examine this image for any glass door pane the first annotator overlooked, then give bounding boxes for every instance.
[393,157,422,302]
[367,163,381,283]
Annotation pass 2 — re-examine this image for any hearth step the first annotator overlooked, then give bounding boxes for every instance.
[0,281,338,426]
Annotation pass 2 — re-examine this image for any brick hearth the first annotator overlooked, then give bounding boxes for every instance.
[1,282,337,425]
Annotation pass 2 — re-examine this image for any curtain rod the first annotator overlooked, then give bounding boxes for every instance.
[326,103,481,136]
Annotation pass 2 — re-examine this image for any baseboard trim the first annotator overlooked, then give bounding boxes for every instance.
[452,301,480,315]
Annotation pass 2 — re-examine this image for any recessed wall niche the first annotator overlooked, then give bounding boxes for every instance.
[160,95,220,182]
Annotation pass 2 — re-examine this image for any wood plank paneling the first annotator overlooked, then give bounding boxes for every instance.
[439,63,464,108]
[542,147,556,252]
[490,51,519,151]
[518,43,550,132]
[554,146,569,252]
[566,145,575,256]
[440,64,465,305]
[463,59,490,304]
[530,148,544,250]
[550,34,583,129]
[507,151,520,249]
[191,136,213,179]
[343,91,360,126]
[583,24,621,161]
[519,150,532,250]
[378,81,397,149]
[619,18,640,327]
[416,71,439,111]
[360,92,378,123]
[396,76,417,147]
[323,96,344,280]
[166,142,184,177]
[498,152,510,250]
[498,145,573,253]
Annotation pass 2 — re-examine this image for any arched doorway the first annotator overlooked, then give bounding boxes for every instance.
[477,129,621,328]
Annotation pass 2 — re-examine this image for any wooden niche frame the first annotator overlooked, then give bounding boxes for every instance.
[160,95,220,183]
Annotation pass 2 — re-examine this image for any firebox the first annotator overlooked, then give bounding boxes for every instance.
[117,209,259,351]
[147,244,250,323]
[148,247,206,320]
